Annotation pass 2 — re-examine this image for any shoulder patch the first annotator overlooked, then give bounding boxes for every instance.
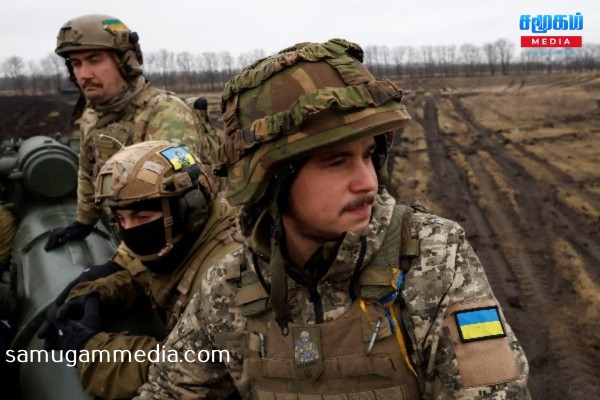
[454,306,506,343]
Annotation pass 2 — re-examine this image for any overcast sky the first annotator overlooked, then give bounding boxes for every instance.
[1,0,598,62]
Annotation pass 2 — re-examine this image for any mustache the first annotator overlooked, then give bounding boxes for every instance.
[340,194,376,215]
[81,81,102,90]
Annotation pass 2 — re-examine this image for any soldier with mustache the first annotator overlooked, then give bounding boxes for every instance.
[136,39,531,400]
[44,14,212,252]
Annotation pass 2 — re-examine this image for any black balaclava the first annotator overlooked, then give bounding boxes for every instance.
[115,198,195,274]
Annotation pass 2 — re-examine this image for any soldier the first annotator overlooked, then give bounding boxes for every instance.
[39,141,241,399]
[44,14,213,252]
[136,39,531,399]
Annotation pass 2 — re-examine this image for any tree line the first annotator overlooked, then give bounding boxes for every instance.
[1,39,599,95]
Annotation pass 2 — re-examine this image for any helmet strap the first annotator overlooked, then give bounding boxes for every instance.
[265,163,298,336]
[161,197,180,249]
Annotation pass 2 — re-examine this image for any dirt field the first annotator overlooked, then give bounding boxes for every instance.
[393,72,600,400]
[1,72,598,399]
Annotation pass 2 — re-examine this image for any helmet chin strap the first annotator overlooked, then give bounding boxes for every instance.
[161,196,179,250]
[266,163,298,336]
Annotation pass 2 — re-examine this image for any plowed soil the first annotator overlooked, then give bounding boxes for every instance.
[1,73,599,399]
[392,72,600,400]
[0,94,78,141]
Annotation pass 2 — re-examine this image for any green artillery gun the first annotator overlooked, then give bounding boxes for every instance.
[1,136,164,399]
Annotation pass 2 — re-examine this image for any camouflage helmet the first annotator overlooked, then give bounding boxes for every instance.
[218,38,411,206]
[95,140,211,257]
[56,14,143,79]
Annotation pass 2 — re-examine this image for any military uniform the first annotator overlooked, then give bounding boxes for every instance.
[76,79,202,226]
[136,39,530,399]
[136,192,530,399]
[40,139,241,399]
[71,197,239,399]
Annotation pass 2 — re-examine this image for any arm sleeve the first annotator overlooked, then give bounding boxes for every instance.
[77,332,159,400]
[135,253,247,399]
[76,125,102,226]
[67,270,144,312]
[404,220,531,399]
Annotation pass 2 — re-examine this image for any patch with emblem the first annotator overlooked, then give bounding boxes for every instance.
[159,146,195,171]
[454,306,506,343]
[292,326,323,383]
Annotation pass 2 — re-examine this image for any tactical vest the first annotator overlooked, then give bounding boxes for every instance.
[86,87,161,177]
[234,205,422,400]
[124,212,241,329]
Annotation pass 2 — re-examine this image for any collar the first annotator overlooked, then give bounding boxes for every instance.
[92,76,147,113]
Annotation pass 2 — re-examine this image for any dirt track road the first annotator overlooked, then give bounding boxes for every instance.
[390,75,600,399]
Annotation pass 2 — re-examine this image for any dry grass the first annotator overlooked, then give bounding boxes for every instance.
[525,135,600,182]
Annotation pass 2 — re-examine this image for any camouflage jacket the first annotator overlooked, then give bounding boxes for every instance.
[71,199,241,400]
[136,192,531,400]
[75,81,202,226]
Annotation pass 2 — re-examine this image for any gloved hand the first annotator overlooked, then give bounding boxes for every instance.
[56,291,101,321]
[38,292,101,352]
[54,261,123,306]
[44,221,94,252]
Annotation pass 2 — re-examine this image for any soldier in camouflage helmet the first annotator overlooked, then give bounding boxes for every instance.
[45,14,215,253]
[39,141,241,399]
[136,39,531,399]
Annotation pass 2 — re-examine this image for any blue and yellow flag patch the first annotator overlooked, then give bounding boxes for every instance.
[454,306,506,343]
[103,19,128,34]
[160,146,195,171]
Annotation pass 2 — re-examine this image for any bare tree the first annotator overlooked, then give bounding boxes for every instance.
[364,45,379,74]
[2,56,26,94]
[421,46,435,77]
[176,51,195,91]
[406,46,419,77]
[460,44,481,76]
[219,51,235,83]
[391,46,406,78]
[581,43,600,71]
[495,39,514,75]
[143,52,159,76]
[483,43,498,75]
[153,49,175,89]
[41,53,66,92]
[237,48,266,70]
[28,61,45,94]
[200,52,219,91]
[445,45,457,76]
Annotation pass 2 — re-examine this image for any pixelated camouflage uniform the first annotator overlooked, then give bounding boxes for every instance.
[136,191,531,400]
[67,197,240,399]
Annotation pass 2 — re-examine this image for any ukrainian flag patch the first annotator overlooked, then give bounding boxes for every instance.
[454,306,506,343]
[159,146,196,171]
[103,19,128,34]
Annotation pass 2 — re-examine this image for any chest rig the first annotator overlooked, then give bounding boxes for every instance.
[83,87,159,178]
[234,205,422,400]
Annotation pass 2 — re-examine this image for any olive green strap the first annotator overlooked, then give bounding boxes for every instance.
[399,206,420,273]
